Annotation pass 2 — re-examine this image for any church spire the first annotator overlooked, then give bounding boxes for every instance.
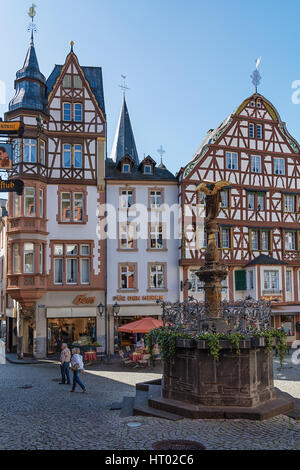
[110,95,139,165]
[8,4,47,113]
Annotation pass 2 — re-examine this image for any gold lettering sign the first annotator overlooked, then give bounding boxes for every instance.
[113,295,164,302]
[73,294,96,305]
[0,122,21,131]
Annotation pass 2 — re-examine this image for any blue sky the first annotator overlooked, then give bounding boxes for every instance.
[1,0,300,174]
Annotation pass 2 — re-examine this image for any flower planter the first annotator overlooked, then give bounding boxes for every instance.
[251,337,266,348]
[175,338,195,348]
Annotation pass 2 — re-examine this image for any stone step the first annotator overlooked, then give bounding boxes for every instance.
[147,384,162,400]
[133,403,183,421]
[119,396,135,418]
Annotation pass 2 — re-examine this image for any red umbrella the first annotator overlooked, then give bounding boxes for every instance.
[118,317,163,334]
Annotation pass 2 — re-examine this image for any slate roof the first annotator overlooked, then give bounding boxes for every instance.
[245,254,287,267]
[46,63,105,115]
[9,39,47,113]
[110,97,139,165]
[105,158,176,181]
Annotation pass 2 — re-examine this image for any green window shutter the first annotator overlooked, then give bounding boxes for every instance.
[235,270,246,291]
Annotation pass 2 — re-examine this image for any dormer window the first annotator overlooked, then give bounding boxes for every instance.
[122,163,130,173]
[257,100,261,108]
[250,101,255,107]
[144,164,152,174]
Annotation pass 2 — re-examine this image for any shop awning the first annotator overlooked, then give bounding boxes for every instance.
[118,317,163,333]
[272,305,300,315]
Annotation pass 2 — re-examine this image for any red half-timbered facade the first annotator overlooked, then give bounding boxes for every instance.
[4,39,106,358]
[180,92,300,344]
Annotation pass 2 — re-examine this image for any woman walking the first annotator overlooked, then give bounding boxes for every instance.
[70,348,87,393]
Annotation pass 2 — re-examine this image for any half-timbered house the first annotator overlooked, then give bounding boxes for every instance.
[4,38,106,357]
[179,92,300,344]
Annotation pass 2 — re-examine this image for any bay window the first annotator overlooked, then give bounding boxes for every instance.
[264,270,279,291]
[24,242,34,273]
[24,139,37,163]
[13,244,20,273]
[24,187,35,217]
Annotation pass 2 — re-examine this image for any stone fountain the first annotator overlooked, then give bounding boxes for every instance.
[131,181,294,420]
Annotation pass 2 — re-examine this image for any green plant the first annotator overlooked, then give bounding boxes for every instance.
[220,332,247,356]
[197,332,222,362]
[146,328,192,367]
[252,329,287,366]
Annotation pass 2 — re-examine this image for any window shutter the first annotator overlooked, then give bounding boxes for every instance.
[235,270,246,291]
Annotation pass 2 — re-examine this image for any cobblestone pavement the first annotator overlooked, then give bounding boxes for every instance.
[0,356,299,450]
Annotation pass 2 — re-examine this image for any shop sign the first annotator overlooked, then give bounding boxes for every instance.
[0,121,24,136]
[0,179,24,195]
[73,294,96,305]
[262,295,283,302]
[0,143,12,169]
[113,295,164,302]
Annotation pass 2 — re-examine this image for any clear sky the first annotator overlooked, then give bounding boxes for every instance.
[1,0,300,174]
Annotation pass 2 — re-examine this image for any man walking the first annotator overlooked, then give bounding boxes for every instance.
[59,343,71,385]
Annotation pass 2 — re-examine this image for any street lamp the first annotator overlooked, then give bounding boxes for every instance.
[113,302,120,352]
[97,302,104,317]
[113,302,120,316]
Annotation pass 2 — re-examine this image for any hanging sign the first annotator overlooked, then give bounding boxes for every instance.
[0,179,24,195]
[0,121,24,136]
[0,143,12,169]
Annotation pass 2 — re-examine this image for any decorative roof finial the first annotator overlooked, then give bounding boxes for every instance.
[27,3,37,44]
[251,57,262,93]
[70,40,74,52]
[157,145,166,166]
[119,75,130,98]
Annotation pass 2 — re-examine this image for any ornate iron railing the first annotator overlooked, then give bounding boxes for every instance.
[156,296,272,335]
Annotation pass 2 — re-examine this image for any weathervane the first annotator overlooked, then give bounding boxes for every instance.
[27,3,37,43]
[119,75,130,97]
[157,145,166,165]
[251,57,262,93]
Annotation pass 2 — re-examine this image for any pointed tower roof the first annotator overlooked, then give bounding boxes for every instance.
[9,36,47,113]
[110,97,139,165]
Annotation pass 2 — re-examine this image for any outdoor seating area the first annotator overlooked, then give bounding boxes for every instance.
[117,317,162,368]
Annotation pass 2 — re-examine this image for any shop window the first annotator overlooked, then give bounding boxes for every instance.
[24,242,34,273]
[47,317,96,355]
[24,187,35,217]
[280,315,294,336]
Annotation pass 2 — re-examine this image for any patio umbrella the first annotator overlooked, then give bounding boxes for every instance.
[118,317,163,334]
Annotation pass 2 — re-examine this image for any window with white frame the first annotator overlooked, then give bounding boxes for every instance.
[144,165,152,174]
[120,190,134,208]
[257,192,265,211]
[220,190,229,208]
[39,189,44,218]
[150,190,162,209]
[39,244,43,274]
[73,75,82,89]
[62,74,72,88]
[257,124,262,139]
[120,265,136,289]
[24,242,34,273]
[286,270,292,293]
[74,144,82,168]
[13,193,21,217]
[24,139,37,163]
[61,192,71,221]
[251,230,259,250]
[66,244,78,284]
[24,187,35,217]
[150,264,165,289]
[284,194,295,213]
[264,270,279,291]
[261,230,270,251]
[248,270,254,290]
[74,193,84,222]
[251,155,261,173]
[60,192,84,222]
[221,227,231,249]
[40,140,45,165]
[119,223,135,249]
[63,103,71,121]
[122,164,130,173]
[74,103,82,122]
[150,224,164,249]
[189,270,204,293]
[274,157,285,175]
[13,244,20,273]
[80,258,90,284]
[63,144,72,167]
[285,231,296,250]
[226,152,238,170]
[248,192,255,210]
